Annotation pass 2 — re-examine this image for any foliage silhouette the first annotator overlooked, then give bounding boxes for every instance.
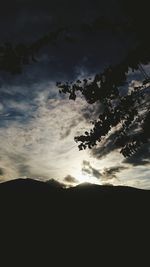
[57,43,150,157]
[0,28,65,74]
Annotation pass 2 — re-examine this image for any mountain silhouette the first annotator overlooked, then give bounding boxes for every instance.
[0,177,149,201]
[0,178,149,222]
[0,178,149,264]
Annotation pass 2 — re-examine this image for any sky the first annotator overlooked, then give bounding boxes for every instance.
[0,0,149,188]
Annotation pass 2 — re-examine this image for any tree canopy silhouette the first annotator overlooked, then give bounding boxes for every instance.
[57,43,150,158]
[0,27,66,74]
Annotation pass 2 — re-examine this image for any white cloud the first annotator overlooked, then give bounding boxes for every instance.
[0,82,93,183]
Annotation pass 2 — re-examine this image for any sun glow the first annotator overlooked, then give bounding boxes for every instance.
[76,172,101,185]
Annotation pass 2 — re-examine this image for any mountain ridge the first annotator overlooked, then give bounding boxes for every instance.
[0,177,148,192]
[0,177,149,262]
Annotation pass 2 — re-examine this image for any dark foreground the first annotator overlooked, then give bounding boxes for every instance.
[0,179,150,264]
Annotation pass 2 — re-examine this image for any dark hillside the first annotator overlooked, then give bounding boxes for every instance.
[0,178,149,264]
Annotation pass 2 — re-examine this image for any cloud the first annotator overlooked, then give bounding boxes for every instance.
[63,175,79,185]
[102,166,127,180]
[91,129,121,160]
[0,81,94,182]
[81,160,129,186]
[82,160,101,179]
[59,119,79,139]
[0,168,4,176]
[123,144,150,166]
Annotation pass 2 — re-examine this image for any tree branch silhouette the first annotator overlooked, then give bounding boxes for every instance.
[57,43,150,157]
[0,27,65,74]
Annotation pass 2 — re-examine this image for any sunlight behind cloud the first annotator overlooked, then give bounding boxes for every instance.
[73,170,101,185]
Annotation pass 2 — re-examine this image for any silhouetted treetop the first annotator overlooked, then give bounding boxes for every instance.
[0,27,65,74]
[57,41,150,157]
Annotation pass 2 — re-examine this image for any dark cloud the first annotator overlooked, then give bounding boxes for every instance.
[82,160,101,179]
[91,130,121,159]
[102,166,127,180]
[0,168,4,176]
[123,143,150,166]
[82,161,127,183]
[64,175,79,184]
